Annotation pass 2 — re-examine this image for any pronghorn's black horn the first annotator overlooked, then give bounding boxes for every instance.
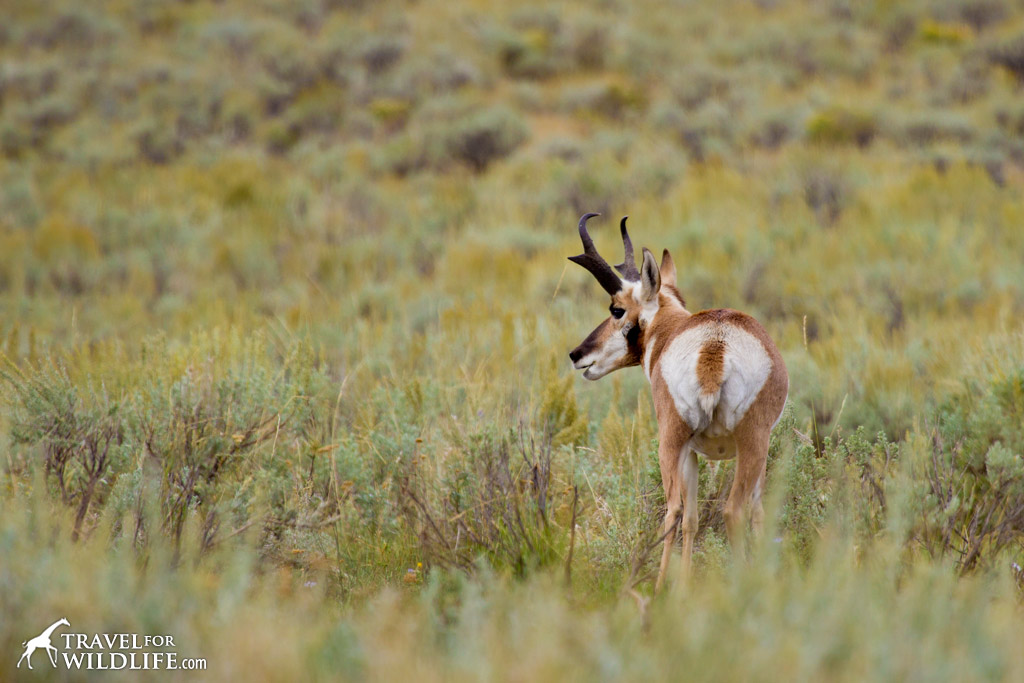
[614,216,640,281]
[568,212,623,296]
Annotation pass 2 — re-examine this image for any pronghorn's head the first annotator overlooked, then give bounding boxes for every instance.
[567,213,680,380]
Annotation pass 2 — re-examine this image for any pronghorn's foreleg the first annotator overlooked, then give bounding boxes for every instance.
[678,445,699,583]
[653,400,693,593]
[655,440,682,593]
[724,426,770,553]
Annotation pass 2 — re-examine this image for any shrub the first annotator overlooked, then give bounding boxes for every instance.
[538,135,585,162]
[749,110,795,149]
[653,100,734,163]
[1,333,332,558]
[915,362,1024,573]
[894,111,975,146]
[368,97,413,130]
[802,165,851,227]
[489,8,569,80]
[0,172,42,228]
[544,139,641,215]
[883,11,917,52]
[199,18,263,59]
[988,34,1024,82]
[805,107,878,147]
[264,119,301,155]
[442,106,528,173]
[1,358,128,541]
[372,130,432,176]
[494,28,560,79]
[0,62,59,102]
[220,90,258,142]
[359,36,406,75]
[259,26,324,87]
[956,0,1009,32]
[670,63,731,110]
[131,357,287,552]
[28,8,118,51]
[945,56,990,104]
[281,85,347,138]
[403,425,565,576]
[136,121,184,164]
[386,51,481,100]
[536,364,587,449]
[995,102,1024,137]
[919,20,972,45]
[562,79,648,121]
[0,121,34,159]
[569,18,609,71]
[967,147,1006,187]
[372,100,528,175]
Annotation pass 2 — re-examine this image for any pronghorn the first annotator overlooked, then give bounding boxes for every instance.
[567,213,788,591]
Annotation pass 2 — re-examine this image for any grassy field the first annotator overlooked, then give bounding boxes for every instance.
[2,0,1024,679]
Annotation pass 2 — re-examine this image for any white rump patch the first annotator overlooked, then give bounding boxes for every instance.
[656,323,772,433]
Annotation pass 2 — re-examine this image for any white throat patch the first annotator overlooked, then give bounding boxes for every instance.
[643,334,657,381]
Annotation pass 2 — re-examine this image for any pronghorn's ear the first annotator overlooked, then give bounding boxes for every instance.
[660,249,677,288]
[640,248,660,302]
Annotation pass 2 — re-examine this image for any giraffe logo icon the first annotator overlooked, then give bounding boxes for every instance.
[16,618,70,670]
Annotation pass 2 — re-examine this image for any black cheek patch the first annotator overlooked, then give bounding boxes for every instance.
[626,322,640,346]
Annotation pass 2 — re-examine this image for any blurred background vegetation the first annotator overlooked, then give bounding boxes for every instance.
[2,0,1024,679]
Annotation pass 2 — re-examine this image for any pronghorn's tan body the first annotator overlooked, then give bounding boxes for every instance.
[567,214,788,591]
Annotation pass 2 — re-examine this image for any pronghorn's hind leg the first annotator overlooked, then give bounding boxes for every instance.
[723,425,770,554]
[750,464,767,540]
[678,445,699,584]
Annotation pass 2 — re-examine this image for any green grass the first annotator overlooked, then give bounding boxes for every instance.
[2,0,1024,679]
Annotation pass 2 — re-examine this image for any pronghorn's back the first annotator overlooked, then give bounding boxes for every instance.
[647,308,788,440]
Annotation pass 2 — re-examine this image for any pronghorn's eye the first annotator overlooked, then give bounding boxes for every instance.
[610,307,625,319]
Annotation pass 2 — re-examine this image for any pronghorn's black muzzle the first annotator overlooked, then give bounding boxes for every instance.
[569,318,610,368]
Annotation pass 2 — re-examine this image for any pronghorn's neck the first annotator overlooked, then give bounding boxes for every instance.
[639,292,690,381]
